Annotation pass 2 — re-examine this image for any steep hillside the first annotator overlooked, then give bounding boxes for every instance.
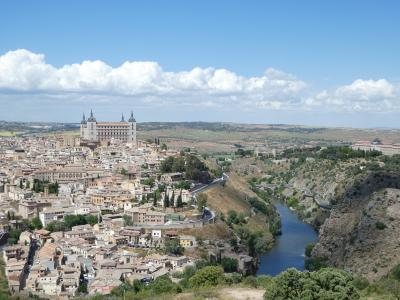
[248,148,400,281]
[312,172,400,281]
[204,172,280,258]
[282,158,371,226]
[205,173,253,215]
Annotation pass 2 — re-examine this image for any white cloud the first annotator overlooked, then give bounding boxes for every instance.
[310,79,400,112]
[0,49,399,113]
[336,79,395,101]
[0,49,307,109]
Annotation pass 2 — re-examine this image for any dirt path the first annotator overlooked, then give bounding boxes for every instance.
[218,287,265,300]
[174,287,265,300]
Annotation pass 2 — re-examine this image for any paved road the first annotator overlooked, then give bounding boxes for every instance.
[191,173,229,223]
[191,173,229,195]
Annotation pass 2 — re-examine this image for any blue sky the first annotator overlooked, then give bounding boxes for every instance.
[0,0,400,127]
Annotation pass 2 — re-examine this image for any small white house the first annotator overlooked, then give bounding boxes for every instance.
[151,230,162,239]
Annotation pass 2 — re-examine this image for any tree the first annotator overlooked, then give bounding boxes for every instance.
[164,238,184,256]
[143,177,155,187]
[172,157,185,172]
[78,282,87,294]
[161,143,167,150]
[226,210,239,226]
[31,217,43,230]
[46,221,68,232]
[147,275,180,294]
[305,243,314,257]
[85,215,98,226]
[153,191,158,206]
[176,191,183,208]
[175,181,190,189]
[264,268,359,300]
[141,193,148,204]
[197,193,208,212]
[221,257,238,272]
[170,190,175,207]
[45,214,99,232]
[164,195,169,208]
[48,182,59,194]
[375,221,386,230]
[7,229,22,244]
[188,266,225,288]
[64,215,86,229]
[19,180,23,189]
[123,215,133,226]
[305,256,328,271]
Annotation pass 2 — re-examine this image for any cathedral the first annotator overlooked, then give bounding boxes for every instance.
[80,110,136,144]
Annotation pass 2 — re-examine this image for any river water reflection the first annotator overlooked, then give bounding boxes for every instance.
[257,202,318,276]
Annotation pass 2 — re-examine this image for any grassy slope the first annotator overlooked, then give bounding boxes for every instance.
[178,223,232,241]
[205,172,273,242]
[205,173,252,215]
[0,131,19,137]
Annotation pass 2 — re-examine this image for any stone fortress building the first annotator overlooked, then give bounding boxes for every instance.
[80,110,136,144]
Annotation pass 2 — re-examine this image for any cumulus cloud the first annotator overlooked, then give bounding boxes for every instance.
[304,79,400,112]
[0,49,399,113]
[0,49,307,109]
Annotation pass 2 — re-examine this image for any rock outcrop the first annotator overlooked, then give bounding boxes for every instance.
[312,172,400,280]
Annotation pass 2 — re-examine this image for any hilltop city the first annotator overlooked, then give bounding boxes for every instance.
[0,111,257,298]
[1,112,400,299]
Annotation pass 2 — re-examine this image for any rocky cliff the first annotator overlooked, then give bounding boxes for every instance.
[312,172,400,281]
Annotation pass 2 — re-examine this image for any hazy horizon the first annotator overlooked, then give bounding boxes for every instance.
[2,117,400,131]
[1,1,400,127]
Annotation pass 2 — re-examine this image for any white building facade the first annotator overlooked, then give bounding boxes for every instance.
[80,110,137,144]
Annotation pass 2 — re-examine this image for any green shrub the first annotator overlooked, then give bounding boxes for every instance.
[392,264,400,280]
[188,266,225,288]
[375,221,386,230]
[221,257,238,273]
[264,268,359,300]
[353,276,369,290]
[305,256,328,271]
[305,243,314,258]
[242,276,258,288]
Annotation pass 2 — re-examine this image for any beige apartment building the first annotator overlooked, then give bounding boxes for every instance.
[352,140,400,156]
[90,191,131,209]
[127,207,166,225]
[33,165,102,183]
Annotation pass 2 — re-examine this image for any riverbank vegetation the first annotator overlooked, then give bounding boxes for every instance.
[204,172,279,258]
[229,148,400,283]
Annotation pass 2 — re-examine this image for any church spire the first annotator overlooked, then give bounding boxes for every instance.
[87,109,96,122]
[121,113,125,122]
[128,111,136,122]
[81,113,87,124]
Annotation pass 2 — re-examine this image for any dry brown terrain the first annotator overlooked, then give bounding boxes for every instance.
[205,173,254,215]
[55,123,400,154]
[178,222,231,240]
[136,123,400,154]
[173,287,265,300]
